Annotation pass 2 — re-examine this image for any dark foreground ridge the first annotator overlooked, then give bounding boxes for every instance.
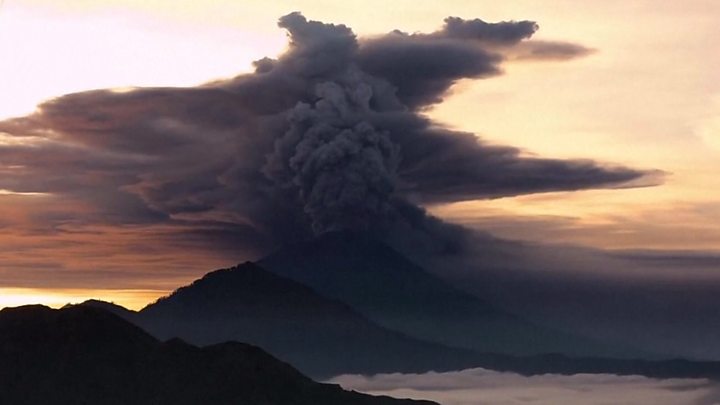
[0,305,437,405]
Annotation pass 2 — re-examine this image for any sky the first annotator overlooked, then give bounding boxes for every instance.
[0,0,719,309]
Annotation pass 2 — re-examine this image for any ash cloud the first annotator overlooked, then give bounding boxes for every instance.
[0,12,656,249]
[355,15,590,106]
[440,17,538,43]
[263,78,400,233]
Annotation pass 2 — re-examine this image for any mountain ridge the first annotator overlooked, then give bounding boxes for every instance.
[108,262,484,378]
[0,304,437,405]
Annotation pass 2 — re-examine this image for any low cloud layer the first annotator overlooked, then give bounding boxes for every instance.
[331,368,720,405]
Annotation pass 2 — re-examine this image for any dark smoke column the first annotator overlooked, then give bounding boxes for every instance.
[263,75,400,234]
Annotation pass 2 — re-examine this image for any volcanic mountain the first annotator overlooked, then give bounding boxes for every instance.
[259,231,629,358]
[75,248,720,382]
[92,262,481,378]
[0,304,436,405]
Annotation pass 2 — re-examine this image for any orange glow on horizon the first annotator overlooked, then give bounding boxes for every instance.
[0,288,168,311]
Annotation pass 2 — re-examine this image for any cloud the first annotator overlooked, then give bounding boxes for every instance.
[355,16,591,107]
[509,40,596,61]
[439,17,538,43]
[330,368,720,405]
[262,78,400,233]
[356,33,502,107]
[434,199,720,251]
[0,13,655,245]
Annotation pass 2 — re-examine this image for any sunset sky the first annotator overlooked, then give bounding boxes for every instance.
[1,0,718,309]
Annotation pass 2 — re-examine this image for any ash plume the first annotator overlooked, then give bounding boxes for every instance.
[0,12,657,250]
[263,76,400,233]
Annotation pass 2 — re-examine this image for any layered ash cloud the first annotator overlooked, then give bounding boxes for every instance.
[0,12,655,252]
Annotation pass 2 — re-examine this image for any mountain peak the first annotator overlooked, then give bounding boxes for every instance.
[260,234,637,359]
[76,299,137,317]
[197,261,301,287]
[135,261,480,377]
[144,260,339,315]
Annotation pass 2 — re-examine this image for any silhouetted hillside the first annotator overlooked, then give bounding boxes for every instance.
[125,262,481,378]
[77,299,137,318]
[259,231,636,358]
[0,305,437,405]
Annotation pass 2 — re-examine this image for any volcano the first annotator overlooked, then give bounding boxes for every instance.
[92,262,481,378]
[75,235,720,381]
[259,231,630,358]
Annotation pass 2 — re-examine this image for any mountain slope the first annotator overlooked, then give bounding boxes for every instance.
[0,305,436,405]
[128,262,482,377]
[73,261,720,381]
[259,231,631,358]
